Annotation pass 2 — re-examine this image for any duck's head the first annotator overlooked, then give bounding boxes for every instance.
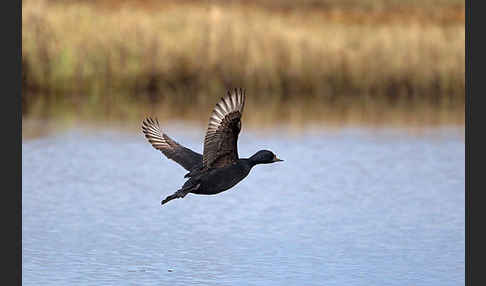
[249,150,283,165]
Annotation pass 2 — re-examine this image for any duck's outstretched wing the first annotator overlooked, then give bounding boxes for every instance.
[202,88,246,169]
[142,117,202,171]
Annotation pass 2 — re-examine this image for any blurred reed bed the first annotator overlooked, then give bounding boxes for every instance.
[22,0,465,129]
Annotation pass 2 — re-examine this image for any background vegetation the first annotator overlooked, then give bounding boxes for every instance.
[22,0,465,135]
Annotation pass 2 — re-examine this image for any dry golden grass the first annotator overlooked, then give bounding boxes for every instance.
[22,0,465,127]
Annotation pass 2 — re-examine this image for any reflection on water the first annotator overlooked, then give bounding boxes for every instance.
[22,126,464,286]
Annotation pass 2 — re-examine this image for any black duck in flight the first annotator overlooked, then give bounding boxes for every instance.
[142,88,283,205]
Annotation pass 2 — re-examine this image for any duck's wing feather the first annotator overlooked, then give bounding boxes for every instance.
[142,117,202,171]
[202,88,246,169]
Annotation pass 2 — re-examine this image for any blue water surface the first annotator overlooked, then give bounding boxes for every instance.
[22,126,465,285]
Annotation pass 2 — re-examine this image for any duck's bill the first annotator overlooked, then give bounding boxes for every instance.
[273,156,284,162]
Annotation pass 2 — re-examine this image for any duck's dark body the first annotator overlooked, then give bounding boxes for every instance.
[185,159,252,195]
[142,88,282,206]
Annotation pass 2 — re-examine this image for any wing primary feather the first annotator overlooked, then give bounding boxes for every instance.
[217,101,228,114]
[213,106,225,118]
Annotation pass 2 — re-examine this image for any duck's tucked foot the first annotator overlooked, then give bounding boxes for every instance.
[161,184,200,206]
[161,192,185,205]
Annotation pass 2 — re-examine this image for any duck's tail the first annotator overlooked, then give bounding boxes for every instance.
[161,183,200,206]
